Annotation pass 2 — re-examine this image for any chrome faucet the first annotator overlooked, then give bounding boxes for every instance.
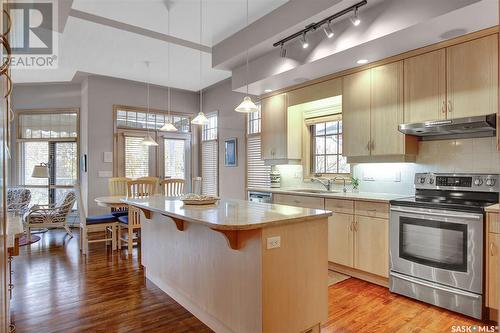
[311,177,334,191]
[332,176,348,193]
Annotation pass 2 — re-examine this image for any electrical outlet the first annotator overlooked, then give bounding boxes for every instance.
[267,236,281,249]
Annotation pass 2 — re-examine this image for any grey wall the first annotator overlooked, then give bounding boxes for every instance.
[202,79,248,199]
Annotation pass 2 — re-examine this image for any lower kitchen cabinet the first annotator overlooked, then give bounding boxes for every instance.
[328,214,354,267]
[487,212,499,311]
[354,216,389,278]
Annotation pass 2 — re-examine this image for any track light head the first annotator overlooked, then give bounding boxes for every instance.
[323,22,334,38]
[280,44,287,58]
[300,32,309,49]
[351,8,361,26]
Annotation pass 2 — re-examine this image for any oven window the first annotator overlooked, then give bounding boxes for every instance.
[399,217,467,272]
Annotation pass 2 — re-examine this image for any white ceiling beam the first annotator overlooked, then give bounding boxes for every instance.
[68,8,212,54]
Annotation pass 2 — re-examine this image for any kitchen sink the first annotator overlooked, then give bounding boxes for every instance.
[289,189,339,194]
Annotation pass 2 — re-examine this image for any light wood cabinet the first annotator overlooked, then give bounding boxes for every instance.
[328,213,354,266]
[261,93,302,162]
[370,62,404,156]
[342,61,417,162]
[272,194,324,209]
[354,215,389,278]
[404,49,446,123]
[446,34,498,119]
[487,212,499,311]
[342,70,371,158]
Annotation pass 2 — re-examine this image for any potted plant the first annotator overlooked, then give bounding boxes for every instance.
[351,176,360,193]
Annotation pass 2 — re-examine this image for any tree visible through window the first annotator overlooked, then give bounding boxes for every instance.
[125,136,150,178]
[312,120,350,174]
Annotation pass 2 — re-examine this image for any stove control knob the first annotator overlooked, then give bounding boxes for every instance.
[428,178,434,184]
[474,178,483,186]
[486,179,496,186]
[419,178,426,184]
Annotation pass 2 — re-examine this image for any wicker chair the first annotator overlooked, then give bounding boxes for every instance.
[25,191,76,242]
[7,188,31,215]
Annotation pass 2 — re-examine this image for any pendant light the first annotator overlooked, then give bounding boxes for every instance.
[160,5,178,132]
[142,61,159,146]
[234,0,258,113]
[191,0,209,126]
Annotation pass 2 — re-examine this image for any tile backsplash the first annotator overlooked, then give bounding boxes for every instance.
[277,137,500,195]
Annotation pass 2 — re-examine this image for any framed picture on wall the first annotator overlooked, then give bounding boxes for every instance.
[224,138,237,167]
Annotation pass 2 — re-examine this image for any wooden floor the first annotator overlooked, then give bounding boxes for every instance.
[11,230,486,333]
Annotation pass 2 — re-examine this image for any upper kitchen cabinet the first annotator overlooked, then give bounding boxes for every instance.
[287,78,342,107]
[446,34,498,119]
[261,93,302,162]
[343,61,418,162]
[404,49,446,123]
[342,70,371,158]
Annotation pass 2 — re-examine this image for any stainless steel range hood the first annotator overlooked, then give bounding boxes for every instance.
[398,114,497,140]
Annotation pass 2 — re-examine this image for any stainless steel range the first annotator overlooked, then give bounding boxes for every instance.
[389,173,499,319]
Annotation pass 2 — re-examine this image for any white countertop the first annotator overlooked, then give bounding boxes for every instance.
[122,195,332,230]
[248,187,407,203]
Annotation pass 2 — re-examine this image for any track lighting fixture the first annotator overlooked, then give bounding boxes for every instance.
[272,0,366,51]
[351,8,361,26]
[300,32,309,49]
[323,22,334,38]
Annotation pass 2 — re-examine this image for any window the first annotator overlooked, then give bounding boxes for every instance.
[164,138,186,179]
[246,107,271,188]
[116,108,190,133]
[311,120,350,174]
[125,136,150,178]
[201,113,218,196]
[17,110,79,206]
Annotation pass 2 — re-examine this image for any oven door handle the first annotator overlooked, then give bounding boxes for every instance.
[390,207,482,220]
[390,272,481,299]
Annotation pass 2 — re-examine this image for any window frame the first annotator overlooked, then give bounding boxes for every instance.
[310,120,350,176]
[200,111,219,196]
[245,105,271,189]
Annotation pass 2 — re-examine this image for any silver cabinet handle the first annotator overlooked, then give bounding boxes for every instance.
[391,272,481,299]
[490,242,496,257]
[366,141,370,151]
[390,207,481,220]
[447,100,452,113]
[370,140,375,151]
[441,100,446,115]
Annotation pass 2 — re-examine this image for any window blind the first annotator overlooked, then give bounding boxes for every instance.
[19,112,77,139]
[125,136,150,178]
[201,140,218,196]
[247,135,270,188]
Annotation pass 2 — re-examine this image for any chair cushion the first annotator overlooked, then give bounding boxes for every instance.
[111,210,128,218]
[86,214,118,225]
[117,215,128,224]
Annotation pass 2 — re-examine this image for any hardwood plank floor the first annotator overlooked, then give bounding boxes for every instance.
[11,230,491,333]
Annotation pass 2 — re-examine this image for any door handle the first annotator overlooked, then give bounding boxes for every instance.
[366,141,370,151]
[441,100,446,115]
[490,242,496,256]
[349,220,353,231]
[390,207,482,220]
[447,100,452,114]
[370,140,375,151]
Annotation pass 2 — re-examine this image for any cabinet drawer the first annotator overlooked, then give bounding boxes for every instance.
[273,194,324,209]
[355,201,389,219]
[488,213,500,234]
[325,198,354,215]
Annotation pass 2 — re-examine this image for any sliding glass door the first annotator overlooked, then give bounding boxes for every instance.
[160,133,191,191]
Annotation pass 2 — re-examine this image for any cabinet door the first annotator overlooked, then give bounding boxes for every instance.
[328,213,354,267]
[261,93,287,159]
[487,233,499,309]
[354,216,389,277]
[342,70,371,157]
[446,34,498,118]
[370,61,404,156]
[404,50,446,123]
[272,194,324,209]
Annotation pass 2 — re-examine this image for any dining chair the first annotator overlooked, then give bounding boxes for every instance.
[76,186,118,255]
[118,179,156,254]
[108,177,130,196]
[160,178,185,197]
[136,176,160,194]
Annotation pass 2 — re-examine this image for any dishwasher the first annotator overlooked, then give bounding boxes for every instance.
[248,191,272,203]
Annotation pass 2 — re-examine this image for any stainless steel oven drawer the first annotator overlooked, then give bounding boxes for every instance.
[390,272,482,319]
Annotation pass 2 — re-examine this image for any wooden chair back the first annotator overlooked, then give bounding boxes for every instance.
[127,180,156,198]
[108,177,130,196]
[128,206,142,228]
[160,178,185,197]
[137,176,159,193]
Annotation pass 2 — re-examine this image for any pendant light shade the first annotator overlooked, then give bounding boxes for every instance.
[235,96,259,113]
[142,133,159,146]
[191,111,209,125]
[160,121,178,132]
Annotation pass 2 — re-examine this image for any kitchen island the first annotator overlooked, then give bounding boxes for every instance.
[123,195,331,333]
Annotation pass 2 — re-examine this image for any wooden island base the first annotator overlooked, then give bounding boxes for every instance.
[141,211,328,333]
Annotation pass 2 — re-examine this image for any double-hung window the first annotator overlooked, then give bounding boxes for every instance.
[201,112,218,196]
[246,107,271,188]
[311,119,350,174]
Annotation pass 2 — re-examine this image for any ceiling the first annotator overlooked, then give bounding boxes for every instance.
[12,0,289,91]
